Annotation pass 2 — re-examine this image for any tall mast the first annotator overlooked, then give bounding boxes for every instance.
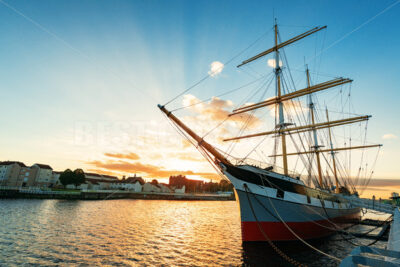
[326,109,339,193]
[275,21,289,176]
[306,68,323,188]
[158,104,231,166]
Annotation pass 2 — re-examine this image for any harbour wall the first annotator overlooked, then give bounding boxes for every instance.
[0,188,235,201]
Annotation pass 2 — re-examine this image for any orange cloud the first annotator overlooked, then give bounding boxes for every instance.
[183,94,261,128]
[356,178,400,198]
[175,153,204,162]
[86,159,220,179]
[182,139,192,148]
[363,178,400,187]
[104,152,140,160]
[148,153,163,160]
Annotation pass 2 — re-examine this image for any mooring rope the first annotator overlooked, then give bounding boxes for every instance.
[243,184,306,266]
[244,184,341,262]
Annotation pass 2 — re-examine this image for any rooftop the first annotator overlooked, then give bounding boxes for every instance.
[33,163,53,170]
[0,161,27,167]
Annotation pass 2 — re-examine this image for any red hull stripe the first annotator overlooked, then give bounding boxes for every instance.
[242,212,360,241]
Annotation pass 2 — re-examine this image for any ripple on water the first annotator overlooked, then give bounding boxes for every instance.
[0,199,390,266]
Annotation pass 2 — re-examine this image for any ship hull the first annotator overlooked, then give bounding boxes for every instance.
[236,189,360,241]
[222,164,361,242]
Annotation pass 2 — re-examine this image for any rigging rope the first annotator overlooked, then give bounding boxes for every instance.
[243,185,306,267]
[253,170,392,247]
[244,184,341,262]
[302,0,400,67]
[163,27,274,106]
[170,73,272,112]
[226,76,275,157]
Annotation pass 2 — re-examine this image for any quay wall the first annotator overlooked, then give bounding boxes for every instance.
[0,188,235,201]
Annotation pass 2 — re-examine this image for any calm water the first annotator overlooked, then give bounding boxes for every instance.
[0,199,390,266]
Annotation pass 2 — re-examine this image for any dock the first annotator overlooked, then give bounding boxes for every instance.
[0,187,235,201]
[340,195,400,266]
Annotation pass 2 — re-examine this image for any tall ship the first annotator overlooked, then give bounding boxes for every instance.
[158,21,382,242]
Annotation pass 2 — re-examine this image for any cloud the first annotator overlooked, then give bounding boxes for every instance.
[183,94,260,128]
[357,187,389,192]
[356,179,400,198]
[148,153,163,160]
[182,139,192,148]
[382,134,397,140]
[208,61,224,77]
[362,178,400,187]
[175,153,204,162]
[267,59,283,68]
[86,159,219,179]
[104,152,140,160]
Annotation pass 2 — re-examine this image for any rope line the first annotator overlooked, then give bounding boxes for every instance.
[244,184,341,262]
[243,185,305,266]
[170,73,272,112]
[163,27,274,106]
[254,170,392,251]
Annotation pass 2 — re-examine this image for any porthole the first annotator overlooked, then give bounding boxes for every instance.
[277,189,284,198]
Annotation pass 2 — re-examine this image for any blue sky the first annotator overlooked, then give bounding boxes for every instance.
[0,0,399,185]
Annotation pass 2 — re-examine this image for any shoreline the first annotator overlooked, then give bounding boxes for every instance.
[0,188,235,201]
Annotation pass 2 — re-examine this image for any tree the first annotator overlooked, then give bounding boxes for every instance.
[59,168,86,187]
[59,169,74,186]
[73,169,85,186]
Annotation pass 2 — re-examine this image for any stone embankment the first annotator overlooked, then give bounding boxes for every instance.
[0,187,235,201]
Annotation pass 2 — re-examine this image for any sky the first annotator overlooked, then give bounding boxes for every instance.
[0,0,399,197]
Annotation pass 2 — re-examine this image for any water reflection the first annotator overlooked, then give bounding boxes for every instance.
[242,239,335,266]
[242,227,388,267]
[0,199,390,266]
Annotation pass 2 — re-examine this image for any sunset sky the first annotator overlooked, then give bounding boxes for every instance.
[0,0,399,198]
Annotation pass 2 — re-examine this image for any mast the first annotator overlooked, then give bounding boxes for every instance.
[224,115,371,141]
[227,22,326,177]
[230,77,352,116]
[274,21,289,176]
[306,68,323,188]
[270,144,382,156]
[326,109,340,193]
[158,104,231,166]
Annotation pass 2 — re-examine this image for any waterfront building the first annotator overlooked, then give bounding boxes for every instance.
[169,175,204,193]
[1,160,128,190]
[0,161,27,186]
[51,171,61,187]
[85,173,118,182]
[18,165,38,187]
[85,172,103,180]
[31,164,53,187]
[78,183,89,190]
[158,183,172,193]
[173,185,185,193]
[125,175,145,185]
[0,161,55,187]
[66,183,89,190]
[84,173,118,190]
[110,180,143,192]
[101,174,119,181]
[142,183,161,193]
[109,176,144,192]
[87,181,101,190]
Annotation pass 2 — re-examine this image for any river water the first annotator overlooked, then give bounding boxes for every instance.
[0,199,390,266]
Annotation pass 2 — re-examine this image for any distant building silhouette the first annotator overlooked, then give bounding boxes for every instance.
[169,174,233,193]
[169,175,203,193]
